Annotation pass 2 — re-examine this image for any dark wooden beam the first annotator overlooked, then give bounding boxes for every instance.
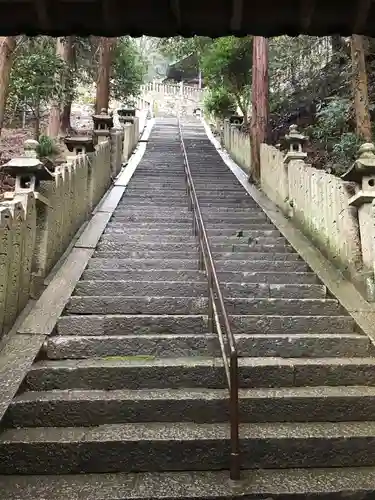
[354,0,373,33]
[300,0,316,30]
[170,0,182,29]
[230,0,243,31]
[34,0,50,29]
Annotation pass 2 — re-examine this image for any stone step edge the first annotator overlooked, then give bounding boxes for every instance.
[0,466,374,498]
[29,356,375,370]
[13,384,375,404]
[3,420,375,443]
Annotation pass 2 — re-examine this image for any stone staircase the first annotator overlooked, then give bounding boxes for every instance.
[1,118,375,498]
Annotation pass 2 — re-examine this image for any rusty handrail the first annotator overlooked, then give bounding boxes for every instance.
[177,118,240,480]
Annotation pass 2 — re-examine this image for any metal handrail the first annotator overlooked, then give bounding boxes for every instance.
[177,118,240,480]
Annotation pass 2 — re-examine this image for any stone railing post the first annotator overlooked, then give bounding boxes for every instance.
[64,136,94,219]
[342,142,375,298]
[283,124,308,216]
[1,139,54,297]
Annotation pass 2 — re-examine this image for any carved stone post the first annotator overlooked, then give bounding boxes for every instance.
[342,142,375,298]
[283,124,308,216]
[1,139,54,297]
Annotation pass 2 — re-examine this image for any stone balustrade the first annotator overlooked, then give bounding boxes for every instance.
[222,120,375,300]
[0,106,140,339]
[140,80,204,100]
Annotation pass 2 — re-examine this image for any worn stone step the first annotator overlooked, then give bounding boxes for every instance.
[106,222,275,231]
[3,468,375,500]
[24,357,375,391]
[44,333,369,360]
[5,383,375,429]
[97,241,199,252]
[66,296,343,316]
[58,313,353,337]
[93,251,302,262]
[112,214,268,224]
[2,421,375,473]
[104,227,281,238]
[230,314,355,334]
[87,258,308,272]
[74,281,327,299]
[97,241,294,254]
[82,269,205,282]
[101,235,289,247]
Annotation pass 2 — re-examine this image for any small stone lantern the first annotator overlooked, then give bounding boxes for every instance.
[117,107,136,127]
[1,139,53,193]
[342,143,375,279]
[229,115,244,126]
[284,124,308,162]
[92,108,114,144]
[64,136,95,155]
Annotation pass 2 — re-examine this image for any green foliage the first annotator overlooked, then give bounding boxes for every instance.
[157,36,212,62]
[308,97,362,172]
[312,97,352,143]
[8,37,67,137]
[37,134,58,157]
[111,37,147,100]
[201,37,252,119]
[204,87,236,120]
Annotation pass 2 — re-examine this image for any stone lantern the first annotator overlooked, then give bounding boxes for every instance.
[117,107,136,127]
[92,108,114,144]
[1,139,54,193]
[64,136,95,156]
[342,142,375,278]
[284,124,308,162]
[229,115,244,126]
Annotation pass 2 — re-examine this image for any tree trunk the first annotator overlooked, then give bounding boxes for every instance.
[60,100,72,134]
[0,37,17,137]
[95,38,114,113]
[48,36,74,137]
[351,35,372,142]
[250,36,269,183]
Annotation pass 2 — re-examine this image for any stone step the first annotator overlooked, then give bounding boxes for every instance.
[87,258,308,272]
[100,235,289,246]
[97,241,295,253]
[44,333,369,360]
[106,222,275,231]
[1,467,375,500]
[22,357,375,391]
[2,420,375,473]
[5,383,374,429]
[82,269,206,282]
[111,215,268,224]
[66,296,343,316]
[104,228,281,238]
[73,281,327,299]
[57,313,354,337]
[93,251,302,262]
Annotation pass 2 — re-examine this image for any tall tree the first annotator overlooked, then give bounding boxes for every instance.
[96,37,114,113]
[201,36,252,121]
[250,36,269,183]
[48,36,74,137]
[0,37,17,136]
[351,34,372,141]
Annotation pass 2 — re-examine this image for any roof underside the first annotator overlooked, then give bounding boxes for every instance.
[1,0,375,37]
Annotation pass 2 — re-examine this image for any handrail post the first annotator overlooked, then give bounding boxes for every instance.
[230,353,240,480]
[207,271,214,333]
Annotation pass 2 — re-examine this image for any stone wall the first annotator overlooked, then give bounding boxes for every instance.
[222,120,374,299]
[0,115,140,340]
[260,143,363,286]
